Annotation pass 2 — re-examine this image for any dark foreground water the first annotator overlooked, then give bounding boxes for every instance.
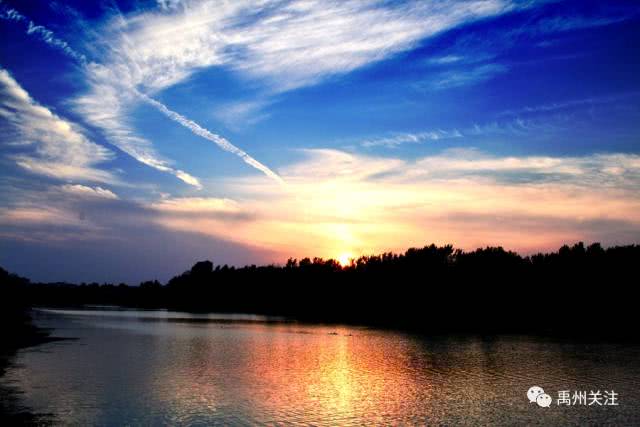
[3,308,639,425]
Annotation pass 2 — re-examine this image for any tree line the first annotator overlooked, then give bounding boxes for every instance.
[1,242,638,338]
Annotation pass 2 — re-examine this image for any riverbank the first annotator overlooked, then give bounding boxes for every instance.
[0,309,56,425]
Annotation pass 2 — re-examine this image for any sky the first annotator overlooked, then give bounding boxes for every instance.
[1,0,639,283]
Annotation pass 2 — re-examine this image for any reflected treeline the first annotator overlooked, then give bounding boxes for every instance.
[1,242,639,338]
[0,266,54,424]
[0,267,48,352]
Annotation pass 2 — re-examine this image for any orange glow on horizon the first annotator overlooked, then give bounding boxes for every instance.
[146,149,640,263]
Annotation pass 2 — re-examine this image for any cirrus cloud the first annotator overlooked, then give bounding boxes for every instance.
[0,68,115,184]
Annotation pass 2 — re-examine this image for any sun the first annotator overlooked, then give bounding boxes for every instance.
[337,252,353,266]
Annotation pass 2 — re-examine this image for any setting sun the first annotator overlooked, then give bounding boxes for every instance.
[337,252,354,266]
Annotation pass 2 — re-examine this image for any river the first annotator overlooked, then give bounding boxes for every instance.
[2,308,639,425]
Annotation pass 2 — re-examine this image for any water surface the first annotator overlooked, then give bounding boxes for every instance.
[4,308,639,425]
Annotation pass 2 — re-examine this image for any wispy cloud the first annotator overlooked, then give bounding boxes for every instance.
[156,0,183,12]
[72,72,203,188]
[102,0,520,92]
[1,4,204,188]
[2,0,551,188]
[60,184,119,200]
[150,197,241,214]
[0,184,119,237]
[429,55,466,65]
[67,0,531,187]
[3,147,639,264]
[212,100,271,130]
[534,12,638,34]
[358,115,562,149]
[408,148,640,188]
[283,148,640,189]
[74,1,290,186]
[429,63,508,90]
[0,68,115,183]
[418,2,640,90]
[497,91,640,117]
[148,148,640,259]
[2,3,282,188]
[0,180,278,282]
[361,130,463,148]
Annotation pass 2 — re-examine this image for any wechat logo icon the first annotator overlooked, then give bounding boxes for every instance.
[528,386,552,408]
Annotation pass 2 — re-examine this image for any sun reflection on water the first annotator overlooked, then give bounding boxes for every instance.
[9,310,640,425]
[149,323,433,424]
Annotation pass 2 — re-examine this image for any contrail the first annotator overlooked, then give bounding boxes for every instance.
[0,4,200,188]
[138,93,285,185]
[1,3,87,64]
[2,1,285,186]
[104,0,284,185]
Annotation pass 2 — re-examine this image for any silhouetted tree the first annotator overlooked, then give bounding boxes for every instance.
[3,242,639,338]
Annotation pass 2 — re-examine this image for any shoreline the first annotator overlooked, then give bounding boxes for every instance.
[35,304,640,343]
[0,310,58,425]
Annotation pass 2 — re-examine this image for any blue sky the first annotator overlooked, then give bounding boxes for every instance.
[1,0,639,283]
